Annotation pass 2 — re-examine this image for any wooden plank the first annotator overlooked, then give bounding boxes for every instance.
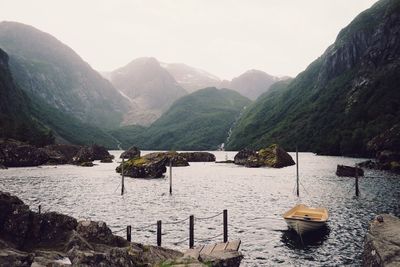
[200,243,216,255]
[183,245,204,260]
[225,240,241,251]
[213,242,228,252]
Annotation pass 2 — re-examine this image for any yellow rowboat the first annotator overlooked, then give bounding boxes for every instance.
[283,204,329,235]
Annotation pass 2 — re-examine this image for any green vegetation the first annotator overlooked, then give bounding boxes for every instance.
[110,88,251,150]
[226,0,400,156]
[108,125,147,149]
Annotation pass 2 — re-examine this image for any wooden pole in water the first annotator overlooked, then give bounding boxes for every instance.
[38,205,41,214]
[121,158,125,196]
[126,225,131,242]
[169,160,172,195]
[223,209,228,243]
[355,165,359,197]
[157,220,162,246]
[189,215,194,248]
[296,146,299,197]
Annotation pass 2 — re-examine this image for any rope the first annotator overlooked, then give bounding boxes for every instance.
[172,237,189,245]
[195,211,223,221]
[112,228,126,234]
[195,233,223,242]
[132,223,157,230]
[164,216,190,225]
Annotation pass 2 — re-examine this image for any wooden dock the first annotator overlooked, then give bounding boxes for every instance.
[181,240,242,266]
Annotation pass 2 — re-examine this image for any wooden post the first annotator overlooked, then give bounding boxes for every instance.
[157,220,162,247]
[189,215,194,248]
[296,147,299,197]
[169,160,172,195]
[355,166,359,197]
[121,158,125,196]
[38,205,41,214]
[126,225,131,242]
[223,209,228,243]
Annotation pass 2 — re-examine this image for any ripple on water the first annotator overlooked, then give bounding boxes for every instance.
[0,151,399,266]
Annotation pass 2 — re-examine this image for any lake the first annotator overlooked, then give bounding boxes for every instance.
[0,151,399,266]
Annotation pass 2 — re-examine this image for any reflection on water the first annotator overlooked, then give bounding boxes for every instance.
[0,151,399,266]
[280,225,331,250]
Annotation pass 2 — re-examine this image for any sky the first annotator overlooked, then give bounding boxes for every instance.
[0,0,378,80]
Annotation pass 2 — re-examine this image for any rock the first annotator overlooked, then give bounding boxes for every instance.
[234,144,295,168]
[215,160,235,164]
[73,144,112,164]
[0,140,49,167]
[180,152,216,162]
[201,250,243,267]
[0,191,184,266]
[0,248,34,267]
[100,156,113,163]
[120,146,141,159]
[80,162,94,167]
[336,165,364,177]
[0,164,7,169]
[41,144,81,164]
[234,149,257,165]
[116,155,167,178]
[91,144,112,161]
[76,220,128,247]
[362,214,400,266]
[144,152,189,167]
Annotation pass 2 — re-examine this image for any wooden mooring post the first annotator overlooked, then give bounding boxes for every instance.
[189,215,194,248]
[121,158,125,196]
[38,205,41,214]
[223,209,228,243]
[169,160,172,195]
[355,165,360,197]
[157,220,162,247]
[126,225,132,242]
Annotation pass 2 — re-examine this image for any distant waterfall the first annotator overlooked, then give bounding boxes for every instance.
[221,106,247,149]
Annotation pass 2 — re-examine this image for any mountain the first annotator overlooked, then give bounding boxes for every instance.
[0,47,120,148]
[0,48,53,146]
[110,57,188,126]
[0,21,129,129]
[227,0,400,157]
[109,87,251,150]
[161,62,221,93]
[221,70,281,100]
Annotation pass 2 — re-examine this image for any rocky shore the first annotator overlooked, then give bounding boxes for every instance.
[0,191,241,267]
[0,140,114,168]
[363,214,400,266]
[0,191,183,266]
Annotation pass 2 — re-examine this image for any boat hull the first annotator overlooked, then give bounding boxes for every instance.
[284,218,326,235]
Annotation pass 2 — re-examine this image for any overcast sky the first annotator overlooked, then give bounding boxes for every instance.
[0,0,378,79]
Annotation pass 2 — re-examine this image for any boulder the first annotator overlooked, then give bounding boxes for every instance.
[234,144,295,168]
[116,156,167,178]
[144,152,189,167]
[120,146,141,159]
[76,220,128,247]
[336,165,364,177]
[0,164,7,169]
[362,214,400,266]
[100,156,113,163]
[41,144,81,164]
[0,140,49,167]
[180,152,216,162]
[234,149,257,165]
[73,144,112,164]
[80,162,94,167]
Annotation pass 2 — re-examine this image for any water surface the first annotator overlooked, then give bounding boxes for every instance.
[1,151,399,266]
